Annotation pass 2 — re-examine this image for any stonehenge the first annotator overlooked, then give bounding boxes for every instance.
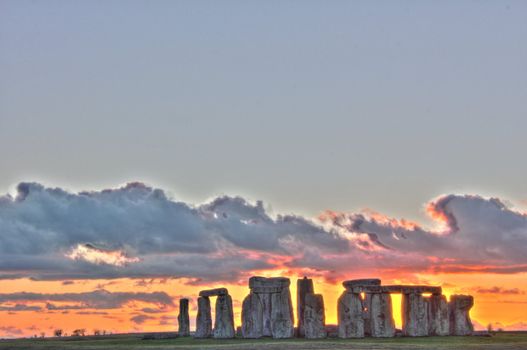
[449,295,474,335]
[177,298,190,336]
[195,288,235,338]
[241,277,294,338]
[297,276,314,337]
[188,276,474,340]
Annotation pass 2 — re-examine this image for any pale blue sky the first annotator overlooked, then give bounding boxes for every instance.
[1,0,526,221]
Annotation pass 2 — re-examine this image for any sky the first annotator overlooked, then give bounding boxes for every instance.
[1,0,527,338]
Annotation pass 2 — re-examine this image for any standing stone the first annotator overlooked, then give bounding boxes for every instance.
[428,294,449,336]
[270,286,294,338]
[297,277,314,337]
[177,298,190,336]
[214,294,235,338]
[304,293,326,339]
[259,292,273,337]
[337,292,364,338]
[362,293,373,336]
[402,293,429,336]
[449,295,474,335]
[194,296,212,338]
[241,293,264,338]
[369,293,395,337]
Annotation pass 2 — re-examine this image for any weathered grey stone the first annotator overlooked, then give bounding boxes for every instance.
[363,293,372,336]
[270,286,294,338]
[199,288,229,297]
[213,294,235,338]
[259,292,273,336]
[343,279,381,291]
[337,292,364,338]
[177,298,190,336]
[194,296,212,338]
[449,295,474,336]
[428,294,449,336]
[304,293,326,339]
[402,293,429,336]
[348,285,442,295]
[241,293,263,338]
[297,277,314,337]
[369,293,395,338]
[249,276,290,289]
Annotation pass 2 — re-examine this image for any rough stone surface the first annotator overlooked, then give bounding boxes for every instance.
[363,293,373,336]
[337,292,364,338]
[428,294,450,336]
[449,295,474,336]
[402,293,429,337]
[348,285,442,295]
[270,286,294,338]
[213,294,235,338]
[241,293,263,338]
[343,279,381,291]
[304,293,326,339]
[369,293,395,338]
[249,276,290,289]
[177,298,190,336]
[297,277,314,337]
[194,296,212,338]
[199,288,229,297]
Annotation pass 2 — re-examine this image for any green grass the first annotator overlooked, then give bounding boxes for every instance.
[1,332,527,350]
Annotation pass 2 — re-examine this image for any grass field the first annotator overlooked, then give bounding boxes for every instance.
[1,332,527,350]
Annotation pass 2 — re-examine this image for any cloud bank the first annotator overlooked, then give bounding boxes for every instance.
[1,182,526,283]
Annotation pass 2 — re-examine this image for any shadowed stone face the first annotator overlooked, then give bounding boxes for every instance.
[194,296,212,338]
[177,298,190,336]
[402,293,429,337]
[214,294,235,338]
[428,294,450,336]
[241,293,264,338]
[270,287,295,338]
[338,291,364,338]
[297,277,314,337]
[449,295,474,336]
[304,293,326,339]
[241,276,294,339]
[369,293,395,338]
[199,288,228,297]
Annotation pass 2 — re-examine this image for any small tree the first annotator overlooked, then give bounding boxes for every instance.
[71,329,86,337]
[93,329,101,336]
[487,323,493,333]
[54,329,63,337]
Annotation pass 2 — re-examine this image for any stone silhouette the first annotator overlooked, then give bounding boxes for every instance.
[195,288,235,339]
[177,298,190,336]
[449,295,474,335]
[241,277,294,338]
[194,296,212,338]
[297,276,314,337]
[304,293,326,339]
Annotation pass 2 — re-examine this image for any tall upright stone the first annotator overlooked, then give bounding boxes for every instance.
[369,293,395,338]
[428,294,449,336]
[297,277,314,337]
[270,287,294,338]
[241,293,264,338]
[214,294,235,338]
[337,291,364,338]
[194,296,212,338]
[449,295,474,335]
[177,298,190,336]
[402,292,429,336]
[304,293,326,339]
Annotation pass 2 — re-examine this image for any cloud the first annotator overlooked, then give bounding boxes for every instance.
[473,286,525,295]
[0,290,173,310]
[0,304,41,312]
[1,182,527,283]
[130,314,153,325]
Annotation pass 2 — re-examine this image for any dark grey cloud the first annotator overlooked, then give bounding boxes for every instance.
[1,183,527,282]
[0,182,346,281]
[130,314,153,325]
[0,304,41,312]
[0,290,173,310]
